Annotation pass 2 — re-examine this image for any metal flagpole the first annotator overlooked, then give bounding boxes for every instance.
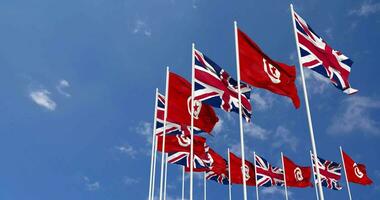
[340,146,353,200]
[290,4,325,200]
[149,88,159,200]
[164,153,168,200]
[228,148,232,200]
[190,43,195,200]
[151,133,158,200]
[310,151,320,200]
[159,67,170,200]
[281,152,289,200]
[234,20,248,200]
[204,172,207,200]
[253,152,259,200]
[182,166,185,200]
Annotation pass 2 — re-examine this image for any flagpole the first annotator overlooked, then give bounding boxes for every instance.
[182,166,185,200]
[151,133,158,200]
[253,152,259,200]
[290,4,325,200]
[340,146,353,200]
[228,148,232,200]
[204,171,207,200]
[164,153,168,200]
[281,152,289,200]
[149,88,159,200]
[190,42,195,200]
[234,20,248,200]
[310,150,320,200]
[159,67,170,200]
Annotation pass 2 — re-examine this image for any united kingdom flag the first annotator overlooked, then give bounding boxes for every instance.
[194,49,252,122]
[206,170,229,185]
[293,10,358,94]
[156,93,202,136]
[311,154,343,190]
[167,144,209,171]
[254,154,284,187]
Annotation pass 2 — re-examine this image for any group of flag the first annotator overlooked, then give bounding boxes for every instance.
[149,5,372,200]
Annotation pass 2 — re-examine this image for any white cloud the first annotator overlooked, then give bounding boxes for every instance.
[244,122,270,140]
[115,144,137,158]
[328,96,380,135]
[136,121,153,143]
[123,176,139,185]
[300,69,331,94]
[272,126,298,152]
[83,176,100,191]
[350,1,380,16]
[29,89,57,111]
[261,187,292,198]
[213,119,223,135]
[250,92,275,111]
[56,79,71,97]
[132,19,152,37]
[324,28,333,39]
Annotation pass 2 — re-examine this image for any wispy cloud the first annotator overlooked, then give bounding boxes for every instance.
[132,19,152,37]
[350,1,380,16]
[272,126,298,152]
[83,176,100,191]
[29,89,57,111]
[123,176,139,185]
[300,69,331,94]
[261,187,291,199]
[250,91,275,111]
[328,96,380,135]
[136,121,153,143]
[56,79,71,97]
[213,119,224,135]
[244,122,270,140]
[115,144,137,158]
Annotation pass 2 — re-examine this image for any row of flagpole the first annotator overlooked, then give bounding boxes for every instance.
[146,4,353,200]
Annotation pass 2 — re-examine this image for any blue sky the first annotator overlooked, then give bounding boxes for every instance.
[1,0,380,199]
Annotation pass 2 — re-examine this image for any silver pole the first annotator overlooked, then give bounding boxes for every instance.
[228,148,232,200]
[253,152,259,200]
[340,146,353,200]
[281,152,289,200]
[149,89,159,200]
[290,4,324,200]
[190,43,195,200]
[310,151,320,200]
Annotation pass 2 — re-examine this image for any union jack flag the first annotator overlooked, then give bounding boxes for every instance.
[167,144,209,171]
[311,154,343,190]
[293,10,358,94]
[255,154,284,187]
[206,170,229,185]
[156,93,202,136]
[194,49,252,122]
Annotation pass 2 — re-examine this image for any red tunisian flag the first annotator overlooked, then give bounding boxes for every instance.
[342,150,373,185]
[229,152,256,186]
[167,72,219,133]
[237,28,300,108]
[157,134,208,160]
[283,155,312,187]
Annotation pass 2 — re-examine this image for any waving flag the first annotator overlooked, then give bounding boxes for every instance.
[293,10,358,94]
[283,155,312,187]
[168,151,209,170]
[205,148,229,185]
[156,134,207,159]
[342,150,373,185]
[237,28,300,108]
[194,49,252,122]
[311,154,343,190]
[255,154,284,187]
[156,92,202,136]
[229,152,256,186]
[167,72,219,134]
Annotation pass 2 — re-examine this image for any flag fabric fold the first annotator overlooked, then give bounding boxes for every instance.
[194,48,252,122]
[237,28,301,108]
[311,154,343,190]
[167,72,219,134]
[283,155,312,187]
[229,152,256,186]
[254,154,284,187]
[293,10,358,94]
[342,150,373,185]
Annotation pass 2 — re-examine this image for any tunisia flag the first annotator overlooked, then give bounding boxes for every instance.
[237,28,300,108]
[229,152,256,186]
[167,72,219,133]
[283,155,312,187]
[342,150,373,185]
[157,134,208,160]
